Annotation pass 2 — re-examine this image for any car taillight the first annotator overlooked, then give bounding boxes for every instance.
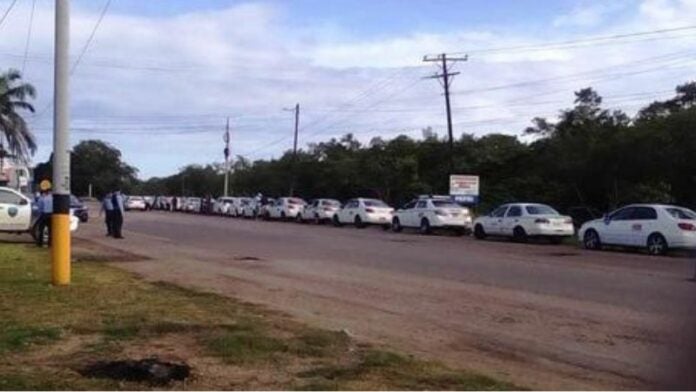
[365,208,375,213]
[678,222,696,231]
[535,218,550,224]
[434,209,448,216]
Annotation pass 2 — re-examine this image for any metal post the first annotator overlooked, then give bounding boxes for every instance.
[290,103,299,196]
[223,117,230,197]
[51,0,70,286]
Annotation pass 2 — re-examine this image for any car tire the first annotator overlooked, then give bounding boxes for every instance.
[391,217,403,233]
[474,224,486,240]
[296,214,303,223]
[314,214,322,225]
[583,229,601,250]
[354,215,365,228]
[513,226,528,243]
[419,218,431,235]
[280,211,286,221]
[333,215,343,227]
[647,233,668,256]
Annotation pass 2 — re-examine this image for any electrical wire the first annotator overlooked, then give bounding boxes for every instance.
[21,0,35,74]
[0,0,18,31]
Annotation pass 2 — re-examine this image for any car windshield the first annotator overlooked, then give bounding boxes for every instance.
[70,195,81,205]
[432,200,459,208]
[666,207,696,220]
[364,199,388,207]
[322,200,341,206]
[525,205,559,215]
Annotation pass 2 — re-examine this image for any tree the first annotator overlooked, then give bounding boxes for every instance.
[0,69,37,163]
[34,140,139,197]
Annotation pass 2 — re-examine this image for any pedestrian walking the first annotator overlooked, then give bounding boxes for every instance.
[112,190,125,239]
[35,187,53,247]
[100,192,114,236]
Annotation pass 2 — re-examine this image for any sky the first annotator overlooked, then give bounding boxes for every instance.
[0,0,694,178]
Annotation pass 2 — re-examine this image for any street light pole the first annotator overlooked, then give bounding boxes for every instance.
[52,0,71,286]
[223,117,230,197]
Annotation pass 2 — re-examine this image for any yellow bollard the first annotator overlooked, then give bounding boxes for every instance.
[51,213,71,285]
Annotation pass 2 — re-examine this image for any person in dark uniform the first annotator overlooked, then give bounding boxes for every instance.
[111,190,125,239]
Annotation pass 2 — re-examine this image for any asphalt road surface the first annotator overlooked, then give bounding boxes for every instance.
[72,208,696,389]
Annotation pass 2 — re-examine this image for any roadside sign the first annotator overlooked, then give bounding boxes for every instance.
[450,175,479,205]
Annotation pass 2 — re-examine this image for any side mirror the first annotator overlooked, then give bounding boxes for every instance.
[19,199,29,206]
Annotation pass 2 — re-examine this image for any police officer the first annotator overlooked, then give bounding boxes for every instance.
[111,190,125,239]
[101,192,114,236]
[35,184,53,247]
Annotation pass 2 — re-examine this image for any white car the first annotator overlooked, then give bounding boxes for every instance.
[473,203,574,243]
[241,199,260,219]
[214,197,236,215]
[125,196,147,211]
[229,197,252,217]
[0,187,78,240]
[333,198,393,228]
[392,196,472,235]
[300,199,341,224]
[266,197,306,220]
[184,197,202,213]
[579,204,696,255]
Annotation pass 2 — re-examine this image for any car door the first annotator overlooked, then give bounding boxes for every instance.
[0,188,32,232]
[501,205,522,236]
[486,206,509,235]
[601,207,636,245]
[626,206,658,246]
[413,200,428,227]
[397,200,416,226]
[338,200,355,223]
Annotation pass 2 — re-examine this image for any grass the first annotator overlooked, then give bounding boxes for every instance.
[0,244,518,390]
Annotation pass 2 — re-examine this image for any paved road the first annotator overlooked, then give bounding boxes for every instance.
[74,209,696,389]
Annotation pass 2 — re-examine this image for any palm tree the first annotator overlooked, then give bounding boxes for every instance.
[0,68,37,163]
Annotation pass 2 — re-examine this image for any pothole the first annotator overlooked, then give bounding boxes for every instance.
[79,358,190,385]
[234,256,262,261]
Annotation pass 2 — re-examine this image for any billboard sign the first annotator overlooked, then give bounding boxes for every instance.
[450,175,479,204]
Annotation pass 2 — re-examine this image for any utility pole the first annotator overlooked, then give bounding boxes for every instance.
[283,103,300,196]
[52,0,71,286]
[223,117,230,197]
[423,53,467,173]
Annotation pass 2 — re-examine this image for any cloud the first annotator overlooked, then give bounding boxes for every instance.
[0,0,694,178]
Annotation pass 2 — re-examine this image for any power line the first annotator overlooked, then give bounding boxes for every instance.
[21,0,36,74]
[443,25,696,57]
[0,0,18,31]
[32,0,112,120]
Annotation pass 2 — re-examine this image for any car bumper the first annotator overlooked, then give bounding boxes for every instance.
[431,216,472,228]
[529,224,575,236]
[667,232,696,249]
[364,214,392,225]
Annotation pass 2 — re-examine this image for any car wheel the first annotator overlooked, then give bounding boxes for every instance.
[647,233,668,256]
[333,215,342,227]
[474,224,486,240]
[583,229,601,250]
[391,217,403,232]
[280,211,286,221]
[513,226,528,243]
[419,218,431,235]
[354,215,365,228]
[314,214,322,225]
[296,214,303,223]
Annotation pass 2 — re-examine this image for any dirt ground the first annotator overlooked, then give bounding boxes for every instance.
[69,209,696,389]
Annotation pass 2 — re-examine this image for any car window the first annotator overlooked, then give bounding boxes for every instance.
[432,200,459,208]
[322,200,340,207]
[491,206,508,218]
[506,206,522,217]
[345,200,358,209]
[364,199,388,208]
[402,200,416,210]
[0,189,23,205]
[665,207,696,220]
[525,204,558,215]
[609,207,635,221]
[416,201,427,209]
[632,207,657,220]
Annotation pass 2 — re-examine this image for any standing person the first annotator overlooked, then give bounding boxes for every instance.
[100,192,114,236]
[35,188,53,247]
[111,190,125,239]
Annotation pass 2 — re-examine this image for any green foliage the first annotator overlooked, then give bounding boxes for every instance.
[33,140,139,197]
[0,69,37,162]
